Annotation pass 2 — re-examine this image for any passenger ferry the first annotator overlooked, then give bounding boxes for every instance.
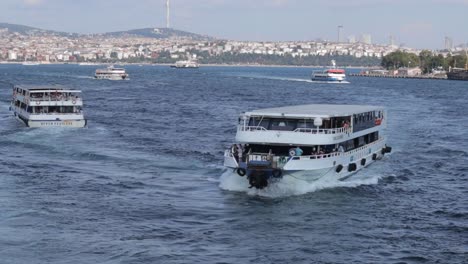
[10,85,87,128]
[311,60,347,82]
[224,104,391,189]
[94,65,129,80]
[170,60,199,69]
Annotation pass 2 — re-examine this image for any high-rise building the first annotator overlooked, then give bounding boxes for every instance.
[337,25,343,43]
[389,35,396,46]
[444,36,453,50]
[361,34,372,44]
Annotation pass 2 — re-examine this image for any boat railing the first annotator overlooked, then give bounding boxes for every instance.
[31,111,84,115]
[26,95,82,102]
[287,138,386,161]
[239,125,351,134]
[240,126,268,131]
[293,127,352,134]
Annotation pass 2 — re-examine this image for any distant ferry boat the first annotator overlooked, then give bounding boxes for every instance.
[447,68,468,81]
[446,50,468,81]
[224,104,391,189]
[311,60,347,82]
[171,60,199,69]
[10,85,87,128]
[95,65,129,80]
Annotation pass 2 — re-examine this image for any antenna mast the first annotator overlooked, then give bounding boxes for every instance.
[166,0,170,28]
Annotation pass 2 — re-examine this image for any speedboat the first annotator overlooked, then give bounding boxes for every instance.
[224,104,391,189]
[10,85,87,128]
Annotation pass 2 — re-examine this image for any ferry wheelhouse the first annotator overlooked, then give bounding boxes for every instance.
[10,85,87,128]
[311,60,347,82]
[170,60,199,69]
[224,104,391,189]
[95,66,129,80]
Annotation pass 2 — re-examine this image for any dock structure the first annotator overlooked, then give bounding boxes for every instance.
[349,73,447,80]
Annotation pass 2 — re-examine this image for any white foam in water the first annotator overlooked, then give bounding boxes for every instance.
[230,74,350,84]
[219,170,381,198]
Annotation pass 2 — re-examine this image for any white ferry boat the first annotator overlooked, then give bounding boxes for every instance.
[311,60,347,82]
[10,85,87,128]
[171,60,199,69]
[94,65,129,80]
[224,104,391,189]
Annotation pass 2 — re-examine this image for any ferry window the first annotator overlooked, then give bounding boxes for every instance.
[296,119,313,129]
[248,117,270,128]
[270,119,297,131]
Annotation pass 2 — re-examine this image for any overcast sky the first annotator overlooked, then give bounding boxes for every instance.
[1,0,467,49]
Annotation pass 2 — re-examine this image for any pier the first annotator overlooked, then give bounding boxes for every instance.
[349,73,447,80]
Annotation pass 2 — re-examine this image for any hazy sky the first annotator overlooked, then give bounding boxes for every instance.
[1,0,467,49]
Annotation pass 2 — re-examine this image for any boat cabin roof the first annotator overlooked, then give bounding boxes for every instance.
[14,85,81,93]
[244,104,384,118]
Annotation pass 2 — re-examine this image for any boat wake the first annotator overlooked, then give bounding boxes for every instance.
[230,74,350,84]
[218,170,381,198]
[310,80,350,84]
[227,74,313,83]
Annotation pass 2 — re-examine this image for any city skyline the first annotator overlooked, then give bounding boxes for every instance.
[1,0,467,49]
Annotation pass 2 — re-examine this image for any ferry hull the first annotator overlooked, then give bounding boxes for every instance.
[27,119,87,128]
[94,74,128,80]
[13,112,87,128]
[224,140,389,188]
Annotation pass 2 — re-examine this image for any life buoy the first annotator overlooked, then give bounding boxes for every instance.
[289,149,296,156]
[336,164,343,173]
[272,169,282,178]
[72,99,77,104]
[375,118,382,125]
[236,168,246,177]
[35,101,41,105]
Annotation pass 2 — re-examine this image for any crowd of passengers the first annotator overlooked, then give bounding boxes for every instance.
[231,132,379,162]
[28,92,80,101]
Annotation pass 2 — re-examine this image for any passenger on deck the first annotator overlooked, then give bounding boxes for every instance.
[295,146,303,156]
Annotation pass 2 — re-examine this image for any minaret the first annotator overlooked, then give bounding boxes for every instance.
[166,0,170,28]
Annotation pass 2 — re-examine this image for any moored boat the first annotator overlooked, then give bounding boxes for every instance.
[10,85,87,128]
[224,104,391,189]
[95,65,129,80]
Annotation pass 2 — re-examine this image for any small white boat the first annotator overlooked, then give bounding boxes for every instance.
[311,60,347,82]
[171,60,199,69]
[224,104,391,189]
[95,65,129,80]
[10,85,87,128]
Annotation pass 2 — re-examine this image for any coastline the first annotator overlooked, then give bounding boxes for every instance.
[0,61,379,69]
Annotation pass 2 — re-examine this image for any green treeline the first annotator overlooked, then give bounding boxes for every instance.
[382,50,468,73]
[156,51,381,67]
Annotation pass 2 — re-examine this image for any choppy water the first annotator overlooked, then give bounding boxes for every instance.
[0,64,466,263]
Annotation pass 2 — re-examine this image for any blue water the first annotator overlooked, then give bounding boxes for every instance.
[0,64,466,263]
